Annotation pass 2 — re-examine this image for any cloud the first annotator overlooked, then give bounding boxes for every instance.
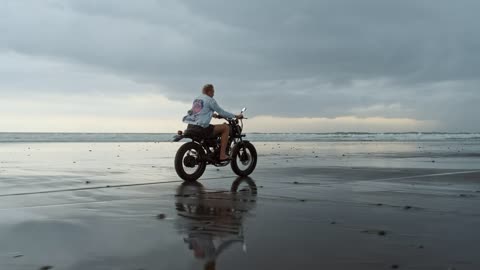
[1,0,479,131]
[245,115,437,133]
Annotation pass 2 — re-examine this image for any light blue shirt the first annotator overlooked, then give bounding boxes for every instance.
[183,94,236,128]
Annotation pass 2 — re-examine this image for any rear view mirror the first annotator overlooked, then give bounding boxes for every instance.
[241,107,247,113]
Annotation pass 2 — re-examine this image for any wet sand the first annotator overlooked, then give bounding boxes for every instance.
[1,141,479,269]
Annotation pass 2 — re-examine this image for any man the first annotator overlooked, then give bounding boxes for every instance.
[183,84,243,161]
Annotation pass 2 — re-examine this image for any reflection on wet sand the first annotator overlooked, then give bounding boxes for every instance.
[175,177,257,270]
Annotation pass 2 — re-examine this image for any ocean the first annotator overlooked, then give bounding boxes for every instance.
[0,132,479,143]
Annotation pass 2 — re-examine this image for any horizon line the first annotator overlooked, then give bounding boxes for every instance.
[0,131,479,134]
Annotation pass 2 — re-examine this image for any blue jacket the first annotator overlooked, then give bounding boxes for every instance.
[182,94,236,128]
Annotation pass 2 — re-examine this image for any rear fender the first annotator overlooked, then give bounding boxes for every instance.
[172,134,184,142]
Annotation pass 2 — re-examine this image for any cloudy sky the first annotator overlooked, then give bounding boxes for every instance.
[1,0,479,132]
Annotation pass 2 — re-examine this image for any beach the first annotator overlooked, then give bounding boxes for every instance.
[1,140,479,269]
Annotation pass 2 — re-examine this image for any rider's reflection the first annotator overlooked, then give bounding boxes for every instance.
[175,177,257,270]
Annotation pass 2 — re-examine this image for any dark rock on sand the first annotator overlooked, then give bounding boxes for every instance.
[404,205,412,210]
[39,266,53,270]
[362,229,387,236]
[391,264,399,269]
[156,214,166,220]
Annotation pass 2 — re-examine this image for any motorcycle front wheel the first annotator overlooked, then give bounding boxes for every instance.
[174,142,207,182]
[231,142,257,177]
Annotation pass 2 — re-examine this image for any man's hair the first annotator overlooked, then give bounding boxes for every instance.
[202,84,214,94]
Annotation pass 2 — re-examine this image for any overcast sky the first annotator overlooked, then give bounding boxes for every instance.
[1,0,479,132]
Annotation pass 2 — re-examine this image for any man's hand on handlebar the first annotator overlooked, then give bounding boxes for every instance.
[235,114,244,119]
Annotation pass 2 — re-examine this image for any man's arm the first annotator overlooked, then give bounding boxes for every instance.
[210,99,237,119]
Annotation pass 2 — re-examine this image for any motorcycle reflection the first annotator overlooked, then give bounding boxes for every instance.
[175,177,257,270]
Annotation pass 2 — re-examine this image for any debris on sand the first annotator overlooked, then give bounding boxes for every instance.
[403,205,412,210]
[376,203,383,206]
[13,254,23,258]
[330,221,336,225]
[156,213,166,220]
[362,229,387,236]
[418,245,424,249]
[293,181,299,184]
[391,264,399,269]
[39,266,53,270]
[85,181,90,184]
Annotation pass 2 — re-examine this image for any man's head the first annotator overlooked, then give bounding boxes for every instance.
[202,84,215,97]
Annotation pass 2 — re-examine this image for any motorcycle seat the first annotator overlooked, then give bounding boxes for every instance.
[183,129,217,140]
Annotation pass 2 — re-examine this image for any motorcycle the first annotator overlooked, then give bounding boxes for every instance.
[173,108,257,182]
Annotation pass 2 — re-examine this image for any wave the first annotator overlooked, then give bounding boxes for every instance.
[0,132,479,143]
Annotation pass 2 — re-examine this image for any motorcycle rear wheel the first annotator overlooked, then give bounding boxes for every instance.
[174,142,207,182]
